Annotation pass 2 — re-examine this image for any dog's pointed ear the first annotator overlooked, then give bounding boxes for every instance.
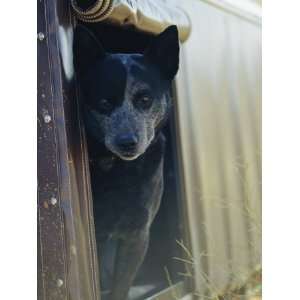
[73,25,106,74]
[144,25,179,80]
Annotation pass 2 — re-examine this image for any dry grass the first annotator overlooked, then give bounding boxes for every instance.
[221,267,262,300]
[170,238,262,300]
[165,153,262,300]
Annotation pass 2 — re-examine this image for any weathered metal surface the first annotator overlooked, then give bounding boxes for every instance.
[38,0,100,299]
[174,0,261,297]
[37,0,68,298]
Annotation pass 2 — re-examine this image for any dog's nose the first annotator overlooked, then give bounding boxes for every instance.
[116,134,138,150]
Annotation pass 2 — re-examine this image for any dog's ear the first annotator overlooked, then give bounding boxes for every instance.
[73,25,106,74]
[144,25,179,80]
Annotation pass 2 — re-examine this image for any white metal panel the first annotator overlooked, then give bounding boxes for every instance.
[175,0,261,297]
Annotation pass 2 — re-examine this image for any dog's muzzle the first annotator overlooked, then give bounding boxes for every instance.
[113,133,140,160]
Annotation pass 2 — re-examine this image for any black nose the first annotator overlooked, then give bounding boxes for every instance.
[116,134,138,151]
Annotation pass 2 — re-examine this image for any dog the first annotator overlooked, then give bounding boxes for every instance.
[73,24,179,300]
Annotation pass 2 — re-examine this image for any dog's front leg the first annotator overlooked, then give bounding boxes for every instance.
[110,230,149,300]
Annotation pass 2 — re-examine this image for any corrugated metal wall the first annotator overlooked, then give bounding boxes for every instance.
[174,0,261,297]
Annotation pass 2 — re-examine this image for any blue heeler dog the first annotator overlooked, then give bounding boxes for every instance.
[73,24,179,300]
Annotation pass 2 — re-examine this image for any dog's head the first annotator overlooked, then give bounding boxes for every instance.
[73,25,179,160]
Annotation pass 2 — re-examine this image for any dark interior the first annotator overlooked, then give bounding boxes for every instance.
[79,22,185,299]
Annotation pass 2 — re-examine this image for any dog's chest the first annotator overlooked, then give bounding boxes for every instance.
[90,135,165,239]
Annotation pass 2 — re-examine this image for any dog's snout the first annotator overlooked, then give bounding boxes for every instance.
[116,133,138,150]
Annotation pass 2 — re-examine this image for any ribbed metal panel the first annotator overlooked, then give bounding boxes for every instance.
[175,0,261,297]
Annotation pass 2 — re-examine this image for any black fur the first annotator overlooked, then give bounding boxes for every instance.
[73,24,179,300]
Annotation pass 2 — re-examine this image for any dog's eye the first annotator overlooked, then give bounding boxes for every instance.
[135,94,153,110]
[141,95,151,102]
[98,99,112,112]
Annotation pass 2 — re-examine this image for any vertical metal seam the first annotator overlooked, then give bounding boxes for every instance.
[174,46,209,296]
[44,0,68,296]
[75,80,101,300]
[38,0,48,297]
[72,13,101,299]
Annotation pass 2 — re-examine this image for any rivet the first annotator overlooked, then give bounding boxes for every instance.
[41,93,46,98]
[44,114,51,123]
[57,279,64,287]
[38,32,45,41]
[50,197,57,205]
